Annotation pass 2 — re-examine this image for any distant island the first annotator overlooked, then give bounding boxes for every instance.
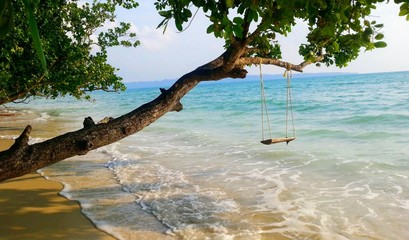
[125,72,355,89]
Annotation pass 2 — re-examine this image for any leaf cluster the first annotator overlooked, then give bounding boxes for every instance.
[0,0,139,104]
[155,0,408,66]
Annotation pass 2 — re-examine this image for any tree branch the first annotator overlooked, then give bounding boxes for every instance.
[1,34,322,182]
[0,49,248,182]
[246,17,268,44]
[9,125,32,152]
[236,57,323,72]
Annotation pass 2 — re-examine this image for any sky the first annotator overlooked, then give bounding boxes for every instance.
[107,2,409,82]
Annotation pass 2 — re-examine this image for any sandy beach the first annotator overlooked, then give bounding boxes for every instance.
[0,139,115,240]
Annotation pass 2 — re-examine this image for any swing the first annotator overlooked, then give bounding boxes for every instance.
[259,62,296,145]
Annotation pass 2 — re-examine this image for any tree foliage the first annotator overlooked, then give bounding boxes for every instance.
[2,0,408,105]
[0,0,139,104]
[155,0,409,68]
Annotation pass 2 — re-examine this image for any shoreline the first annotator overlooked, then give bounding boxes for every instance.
[0,139,116,240]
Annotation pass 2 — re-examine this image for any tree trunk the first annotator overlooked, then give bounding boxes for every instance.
[0,51,247,182]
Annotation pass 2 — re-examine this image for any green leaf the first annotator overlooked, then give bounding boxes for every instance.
[233,17,244,25]
[364,7,371,15]
[184,9,192,18]
[237,4,245,14]
[224,24,232,38]
[226,0,234,8]
[374,33,384,40]
[233,25,243,38]
[157,16,172,34]
[374,41,387,48]
[159,10,172,18]
[22,0,48,75]
[246,8,258,22]
[206,24,214,34]
[322,25,335,37]
[222,15,230,26]
[399,3,409,16]
[175,20,183,31]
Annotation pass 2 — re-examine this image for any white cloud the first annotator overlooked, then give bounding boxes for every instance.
[133,25,175,51]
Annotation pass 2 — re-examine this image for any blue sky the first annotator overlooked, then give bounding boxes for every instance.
[107,2,409,82]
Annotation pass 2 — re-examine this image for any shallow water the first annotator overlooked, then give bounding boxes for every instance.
[2,71,409,239]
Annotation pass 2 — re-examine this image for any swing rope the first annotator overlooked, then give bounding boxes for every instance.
[259,60,272,141]
[284,67,296,139]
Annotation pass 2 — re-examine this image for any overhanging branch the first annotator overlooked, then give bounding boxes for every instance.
[236,57,322,72]
[0,48,248,182]
[1,42,315,182]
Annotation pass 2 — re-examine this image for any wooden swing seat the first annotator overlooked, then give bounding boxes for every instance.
[261,137,296,145]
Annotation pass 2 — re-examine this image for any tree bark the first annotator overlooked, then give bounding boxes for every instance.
[0,45,313,182]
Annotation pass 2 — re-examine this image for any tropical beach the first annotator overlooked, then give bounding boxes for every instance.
[1,72,409,239]
[0,113,172,240]
[0,140,116,240]
[2,1,409,239]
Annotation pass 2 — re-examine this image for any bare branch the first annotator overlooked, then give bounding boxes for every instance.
[9,125,32,152]
[236,56,324,72]
[83,117,96,128]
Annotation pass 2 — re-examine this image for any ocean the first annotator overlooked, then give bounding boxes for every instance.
[1,71,409,239]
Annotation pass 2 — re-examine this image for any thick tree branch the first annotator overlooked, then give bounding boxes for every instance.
[0,80,194,181]
[236,57,323,72]
[0,49,248,182]
[2,37,314,182]
[1,37,321,182]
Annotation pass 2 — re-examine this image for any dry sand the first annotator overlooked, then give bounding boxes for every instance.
[0,139,116,240]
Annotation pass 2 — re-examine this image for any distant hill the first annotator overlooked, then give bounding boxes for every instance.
[125,72,354,89]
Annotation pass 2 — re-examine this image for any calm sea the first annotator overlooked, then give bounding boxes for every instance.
[2,71,409,239]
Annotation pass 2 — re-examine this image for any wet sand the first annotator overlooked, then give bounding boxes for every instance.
[0,139,116,240]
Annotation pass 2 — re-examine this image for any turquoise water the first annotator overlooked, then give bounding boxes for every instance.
[2,71,409,239]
